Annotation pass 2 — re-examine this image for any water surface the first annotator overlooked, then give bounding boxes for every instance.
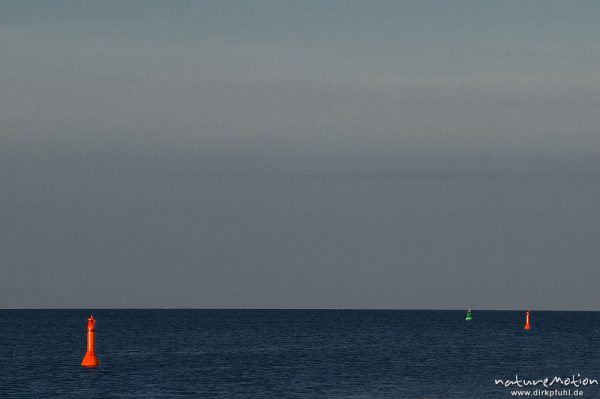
[1,310,599,398]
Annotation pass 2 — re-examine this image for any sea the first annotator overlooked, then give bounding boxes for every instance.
[1,310,600,398]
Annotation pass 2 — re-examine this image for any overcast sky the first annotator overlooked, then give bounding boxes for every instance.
[1,0,599,309]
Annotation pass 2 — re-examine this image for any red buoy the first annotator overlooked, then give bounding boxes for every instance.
[524,310,531,330]
[81,315,100,368]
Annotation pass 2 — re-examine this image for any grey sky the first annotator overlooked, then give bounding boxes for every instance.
[1,1,599,309]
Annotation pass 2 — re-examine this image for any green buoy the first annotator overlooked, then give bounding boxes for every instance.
[465,309,472,321]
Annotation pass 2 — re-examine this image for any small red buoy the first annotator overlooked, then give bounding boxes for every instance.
[81,315,100,368]
[524,310,531,330]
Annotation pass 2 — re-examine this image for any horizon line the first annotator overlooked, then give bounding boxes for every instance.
[2,307,600,312]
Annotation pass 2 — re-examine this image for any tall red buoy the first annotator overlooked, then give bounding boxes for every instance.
[81,315,100,368]
[524,310,531,330]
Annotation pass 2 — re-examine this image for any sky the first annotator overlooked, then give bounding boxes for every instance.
[1,0,599,309]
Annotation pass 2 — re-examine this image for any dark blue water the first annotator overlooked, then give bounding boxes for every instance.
[2,310,600,398]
